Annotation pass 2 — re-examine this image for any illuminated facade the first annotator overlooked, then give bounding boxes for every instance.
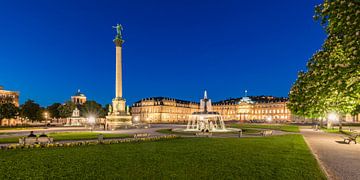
[212,96,290,122]
[71,89,87,105]
[131,96,291,123]
[131,97,199,123]
[0,86,19,107]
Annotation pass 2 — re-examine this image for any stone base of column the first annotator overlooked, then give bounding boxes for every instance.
[105,115,132,130]
[105,97,133,130]
[111,97,127,114]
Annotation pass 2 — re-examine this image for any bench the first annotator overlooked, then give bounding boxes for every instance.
[19,137,54,145]
[260,130,273,136]
[134,133,150,138]
[342,133,359,144]
[195,132,212,137]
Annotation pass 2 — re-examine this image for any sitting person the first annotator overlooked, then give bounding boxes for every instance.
[27,131,36,137]
[39,133,48,137]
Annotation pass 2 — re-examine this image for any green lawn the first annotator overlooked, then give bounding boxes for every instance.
[0,135,325,179]
[321,127,352,134]
[229,123,300,132]
[0,132,131,144]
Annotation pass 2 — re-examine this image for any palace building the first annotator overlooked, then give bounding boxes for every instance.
[131,97,199,123]
[0,86,19,107]
[131,94,291,123]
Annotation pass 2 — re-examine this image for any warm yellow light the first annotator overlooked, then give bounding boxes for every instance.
[43,112,49,118]
[88,116,96,124]
[328,112,338,122]
[266,116,272,122]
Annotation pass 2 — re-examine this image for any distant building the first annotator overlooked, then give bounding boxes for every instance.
[131,94,291,123]
[0,86,19,107]
[71,89,87,105]
[0,86,20,126]
[131,97,199,123]
[212,96,290,122]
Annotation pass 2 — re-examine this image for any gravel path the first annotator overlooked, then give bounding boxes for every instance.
[301,127,360,180]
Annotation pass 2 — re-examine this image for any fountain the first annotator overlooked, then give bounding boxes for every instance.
[185,91,227,132]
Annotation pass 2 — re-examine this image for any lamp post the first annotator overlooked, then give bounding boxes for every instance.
[266,116,272,123]
[88,116,96,132]
[327,112,338,129]
[43,112,49,126]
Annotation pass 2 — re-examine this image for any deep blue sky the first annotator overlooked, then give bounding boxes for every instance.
[0,0,325,107]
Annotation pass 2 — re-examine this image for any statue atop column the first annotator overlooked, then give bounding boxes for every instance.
[112,24,123,39]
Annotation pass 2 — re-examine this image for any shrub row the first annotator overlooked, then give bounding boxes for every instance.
[0,135,178,150]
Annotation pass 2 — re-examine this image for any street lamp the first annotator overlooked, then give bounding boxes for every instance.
[327,112,338,129]
[266,116,272,123]
[88,116,96,132]
[43,111,49,126]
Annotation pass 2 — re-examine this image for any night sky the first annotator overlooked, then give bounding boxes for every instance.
[0,0,326,106]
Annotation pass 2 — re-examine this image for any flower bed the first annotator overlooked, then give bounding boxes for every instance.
[0,135,178,150]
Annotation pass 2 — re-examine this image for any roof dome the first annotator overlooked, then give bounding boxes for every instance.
[74,89,85,97]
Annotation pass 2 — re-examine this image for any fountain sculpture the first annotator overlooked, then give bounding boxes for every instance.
[186,91,227,132]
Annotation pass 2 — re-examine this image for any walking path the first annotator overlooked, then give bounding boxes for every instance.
[301,127,360,180]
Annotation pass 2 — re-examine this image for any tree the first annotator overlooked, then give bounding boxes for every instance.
[58,101,76,118]
[0,103,19,125]
[80,101,106,118]
[288,0,360,129]
[47,103,62,119]
[20,100,43,122]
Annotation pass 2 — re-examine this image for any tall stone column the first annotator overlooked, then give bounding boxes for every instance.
[106,24,133,130]
[112,37,126,114]
[114,39,123,98]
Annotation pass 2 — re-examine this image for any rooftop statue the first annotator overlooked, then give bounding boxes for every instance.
[112,23,123,39]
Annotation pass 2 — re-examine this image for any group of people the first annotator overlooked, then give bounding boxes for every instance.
[27,131,48,137]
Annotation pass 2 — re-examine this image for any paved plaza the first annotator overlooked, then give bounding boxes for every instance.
[301,128,360,180]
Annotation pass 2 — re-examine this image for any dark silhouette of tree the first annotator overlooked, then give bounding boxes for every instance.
[20,100,43,122]
[0,103,19,125]
[47,103,62,119]
[80,101,105,118]
[58,101,76,118]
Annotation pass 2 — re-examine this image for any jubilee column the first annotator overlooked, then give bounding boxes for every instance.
[106,23,132,130]
[114,36,123,98]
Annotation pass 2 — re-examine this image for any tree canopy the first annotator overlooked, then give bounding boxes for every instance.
[80,101,106,118]
[20,100,43,122]
[0,103,19,124]
[47,103,62,119]
[288,0,360,118]
[58,101,76,118]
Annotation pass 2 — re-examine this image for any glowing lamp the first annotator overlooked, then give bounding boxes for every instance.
[88,116,96,124]
[328,112,338,123]
[266,116,272,122]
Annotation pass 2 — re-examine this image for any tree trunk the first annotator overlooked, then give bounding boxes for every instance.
[320,117,324,128]
[339,114,343,131]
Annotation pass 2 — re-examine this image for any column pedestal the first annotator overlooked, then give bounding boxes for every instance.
[105,97,132,130]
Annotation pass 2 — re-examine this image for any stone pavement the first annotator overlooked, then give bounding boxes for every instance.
[301,128,360,180]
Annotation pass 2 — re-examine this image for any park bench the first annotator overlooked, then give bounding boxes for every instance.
[342,133,359,144]
[19,137,53,145]
[134,133,150,138]
[37,137,54,145]
[260,130,273,136]
[195,132,212,137]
